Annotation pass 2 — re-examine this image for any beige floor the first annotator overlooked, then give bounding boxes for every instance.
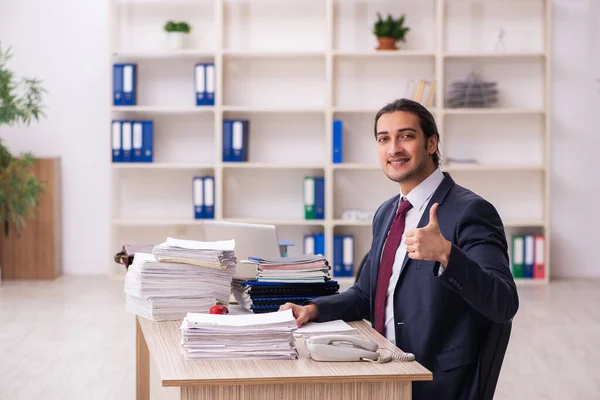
[0,276,599,400]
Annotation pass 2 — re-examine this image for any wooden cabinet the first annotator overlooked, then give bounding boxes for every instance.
[0,157,62,279]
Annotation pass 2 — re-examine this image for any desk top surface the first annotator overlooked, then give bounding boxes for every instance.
[138,315,432,387]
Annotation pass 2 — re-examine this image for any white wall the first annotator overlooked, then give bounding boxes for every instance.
[0,0,597,278]
[0,0,110,275]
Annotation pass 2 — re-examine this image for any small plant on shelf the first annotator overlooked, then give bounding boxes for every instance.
[372,13,410,51]
[163,21,192,50]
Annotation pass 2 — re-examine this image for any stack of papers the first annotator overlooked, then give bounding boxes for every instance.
[180,308,299,360]
[245,254,332,283]
[124,237,237,321]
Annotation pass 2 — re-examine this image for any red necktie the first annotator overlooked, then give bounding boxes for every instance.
[374,198,413,335]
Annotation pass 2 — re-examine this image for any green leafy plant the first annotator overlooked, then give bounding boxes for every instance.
[0,42,46,236]
[372,12,410,42]
[163,21,192,34]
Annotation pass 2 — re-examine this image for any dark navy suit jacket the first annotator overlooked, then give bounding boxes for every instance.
[312,172,519,400]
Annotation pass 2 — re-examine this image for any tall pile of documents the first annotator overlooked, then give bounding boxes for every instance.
[124,237,237,321]
[231,254,340,313]
[180,308,299,360]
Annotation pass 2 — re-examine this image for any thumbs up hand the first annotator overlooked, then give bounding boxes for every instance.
[404,203,452,265]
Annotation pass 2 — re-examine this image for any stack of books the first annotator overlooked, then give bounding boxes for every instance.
[124,237,237,321]
[231,254,340,313]
[180,308,299,360]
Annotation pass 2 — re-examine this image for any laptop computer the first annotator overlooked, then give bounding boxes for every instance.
[201,220,281,279]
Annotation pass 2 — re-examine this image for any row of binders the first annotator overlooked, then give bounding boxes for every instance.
[511,234,545,279]
[112,120,153,162]
[304,176,324,220]
[222,119,249,162]
[112,63,215,106]
[193,176,215,219]
[303,234,355,277]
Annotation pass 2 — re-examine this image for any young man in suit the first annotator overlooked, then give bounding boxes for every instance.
[279,98,519,399]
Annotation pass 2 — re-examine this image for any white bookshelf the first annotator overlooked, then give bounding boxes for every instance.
[109,0,552,285]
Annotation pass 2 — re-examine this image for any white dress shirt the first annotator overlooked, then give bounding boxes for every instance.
[384,167,445,344]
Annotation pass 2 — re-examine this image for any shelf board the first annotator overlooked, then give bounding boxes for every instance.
[443,108,544,115]
[333,219,372,227]
[113,218,204,226]
[514,278,548,285]
[334,107,438,114]
[222,218,326,226]
[333,50,435,58]
[112,49,214,59]
[442,164,546,172]
[223,49,325,58]
[223,106,325,113]
[112,163,214,170]
[223,162,324,170]
[111,106,214,114]
[504,219,546,228]
[333,163,380,170]
[443,52,546,59]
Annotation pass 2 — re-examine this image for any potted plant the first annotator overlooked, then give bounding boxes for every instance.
[0,43,46,283]
[372,12,410,51]
[164,21,192,50]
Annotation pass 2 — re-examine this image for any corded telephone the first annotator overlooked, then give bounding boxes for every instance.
[305,334,415,363]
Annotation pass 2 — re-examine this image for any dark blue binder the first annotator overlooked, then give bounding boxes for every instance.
[231,120,249,162]
[314,233,325,257]
[222,120,233,162]
[142,120,153,163]
[121,121,133,162]
[332,119,343,163]
[121,64,137,106]
[193,176,204,219]
[333,235,344,276]
[314,177,324,219]
[113,64,123,106]
[203,176,215,219]
[194,63,206,106]
[112,120,122,162]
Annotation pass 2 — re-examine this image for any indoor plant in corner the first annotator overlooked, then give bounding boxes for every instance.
[164,20,192,50]
[373,12,410,51]
[0,43,46,284]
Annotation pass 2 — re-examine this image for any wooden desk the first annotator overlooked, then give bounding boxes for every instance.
[136,316,432,400]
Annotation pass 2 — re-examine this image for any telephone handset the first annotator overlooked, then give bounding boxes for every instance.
[306,334,415,363]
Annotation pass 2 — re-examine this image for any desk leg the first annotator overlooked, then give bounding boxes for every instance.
[180,381,411,400]
[136,317,150,400]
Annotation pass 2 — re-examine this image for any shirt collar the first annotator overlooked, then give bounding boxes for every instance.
[400,168,445,212]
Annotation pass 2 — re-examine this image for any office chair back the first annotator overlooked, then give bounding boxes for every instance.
[478,320,512,400]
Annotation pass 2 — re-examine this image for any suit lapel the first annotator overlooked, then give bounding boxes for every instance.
[398,172,456,274]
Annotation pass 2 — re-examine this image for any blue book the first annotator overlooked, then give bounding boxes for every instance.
[304,234,315,255]
[122,64,137,106]
[113,64,123,105]
[194,63,206,106]
[333,235,344,276]
[314,177,324,219]
[121,121,133,162]
[222,120,233,162]
[205,63,215,106]
[203,176,215,219]
[232,120,249,162]
[342,235,354,277]
[332,119,343,163]
[132,121,143,162]
[314,233,325,257]
[111,120,122,162]
[193,177,204,219]
[523,235,534,278]
[142,120,153,162]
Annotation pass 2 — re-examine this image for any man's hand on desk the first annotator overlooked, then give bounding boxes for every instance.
[278,303,319,327]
